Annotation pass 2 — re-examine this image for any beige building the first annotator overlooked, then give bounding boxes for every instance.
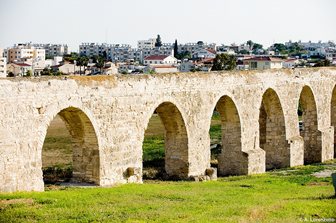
[245,57,283,70]
[51,62,80,75]
[7,63,32,76]
[138,38,156,49]
[7,44,45,63]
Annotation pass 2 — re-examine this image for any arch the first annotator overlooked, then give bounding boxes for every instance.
[259,88,289,170]
[299,86,321,164]
[331,86,336,158]
[212,95,246,176]
[41,106,100,185]
[143,101,189,178]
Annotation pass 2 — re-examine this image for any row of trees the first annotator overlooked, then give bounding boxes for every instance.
[63,52,108,75]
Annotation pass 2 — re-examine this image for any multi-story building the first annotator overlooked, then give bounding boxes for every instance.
[138,38,156,49]
[178,42,216,54]
[79,43,138,62]
[245,56,283,70]
[141,46,173,61]
[6,43,45,63]
[32,44,68,58]
[0,48,7,77]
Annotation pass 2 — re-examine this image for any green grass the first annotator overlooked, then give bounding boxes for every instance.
[143,136,165,162]
[1,162,335,222]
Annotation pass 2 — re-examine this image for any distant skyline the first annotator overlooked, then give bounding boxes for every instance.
[1,0,335,52]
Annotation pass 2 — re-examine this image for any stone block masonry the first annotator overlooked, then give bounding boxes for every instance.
[0,68,335,192]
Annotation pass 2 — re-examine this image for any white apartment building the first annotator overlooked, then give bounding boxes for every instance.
[144,55,177,66]
[79,43,113,59]
[33,44,68,57]
[0,49,6,77]
[178,42,216,54]
[7,44,45,63]
[138,38,156,49]
[79,43,138,62]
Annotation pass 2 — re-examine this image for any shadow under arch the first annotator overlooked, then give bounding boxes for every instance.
[142,101,189,179]
[331,85,336,158]
[211,95,247,176]
[299,85,321,164]
[259,88,289,170]
[41,106,100,185]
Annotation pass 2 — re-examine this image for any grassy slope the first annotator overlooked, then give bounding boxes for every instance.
[1,162,335,222]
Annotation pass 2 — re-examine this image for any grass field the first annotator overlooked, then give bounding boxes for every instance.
[1,161,335,222]
[2,114,336,222]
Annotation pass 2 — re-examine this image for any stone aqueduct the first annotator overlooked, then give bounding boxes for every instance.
[1,68,336,192]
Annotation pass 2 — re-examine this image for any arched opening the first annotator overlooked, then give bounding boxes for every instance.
[142,102,189,180]
[42,107,100,185]
[298,86,321,164]
[210,96,246,176]
[331,86,336,158]
[259,89,289,170]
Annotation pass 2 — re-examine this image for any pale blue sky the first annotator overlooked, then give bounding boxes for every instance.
[1,0,335,51]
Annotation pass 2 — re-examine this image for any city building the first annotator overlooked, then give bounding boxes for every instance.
[7,62,32,76]
[144,55,177,66]
[32,44,68,58]
[7,43,45,63]
[178,42,216,55]
[51,62,80,75]
[138,38,156,49]
[79,43,112,59]
[283,58,300,69]
[245,56,283,70]
[192,48,216,59]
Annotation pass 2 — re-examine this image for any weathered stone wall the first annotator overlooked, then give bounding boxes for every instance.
[0,68,336,192]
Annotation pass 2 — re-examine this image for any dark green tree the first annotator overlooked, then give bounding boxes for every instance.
[41,68,53,76]
[96,56,105,72]
[212,54,236,71]
[238,49,250,55]
[174,39,178,58]
[314,59,331,67]
[25,70,32,77]
[155,34,162,47]
[247,40,254,48]
[273,43,287,53]
[76,55,89,75]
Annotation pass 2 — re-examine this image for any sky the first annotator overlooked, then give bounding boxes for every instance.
[0,0,335,52]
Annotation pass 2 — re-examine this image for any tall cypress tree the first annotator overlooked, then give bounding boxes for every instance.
[174,39,178,58]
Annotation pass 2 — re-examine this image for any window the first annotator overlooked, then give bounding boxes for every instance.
[250,61,257,69]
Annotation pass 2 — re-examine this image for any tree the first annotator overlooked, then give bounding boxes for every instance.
[273,43,287,53]
[238,49,250,55]
[41,68,53,76]
[76,55,89,75]
[212,54,236,71]
[174,39,178,58]
[25,70,32,77]
[175,51,191,60]
[314,59,331,67]
[96,56,105,73]
[155,34,162,47]
[247,40,254,48]
[7,72,15,77]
